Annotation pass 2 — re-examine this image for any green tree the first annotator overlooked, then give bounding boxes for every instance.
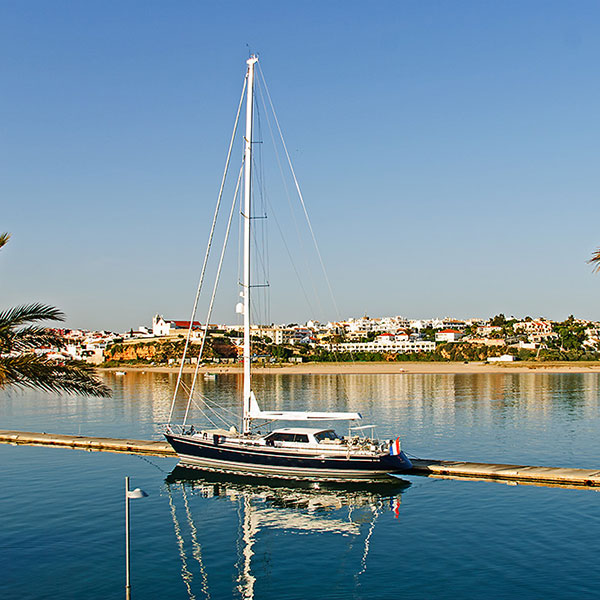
[0,233,110,397]
[420,326,436,342]
[490,313,506,327]
[553,316,587,353]
[269,345,292,360]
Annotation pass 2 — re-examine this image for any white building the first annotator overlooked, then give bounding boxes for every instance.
[152,315,203,337]
[435,329,463,343]
[513,320,554,335]
[329,339,435,354]
[409,318,444,331]
[513,320,557,344]
[488,355,515,362]
[153,315,172,336]
[476,325,503,337]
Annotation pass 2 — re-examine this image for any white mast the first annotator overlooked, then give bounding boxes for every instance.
[242,55,258,435]
[240,54,360,431]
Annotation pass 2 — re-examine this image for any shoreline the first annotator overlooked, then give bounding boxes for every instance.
[99,361,600,375]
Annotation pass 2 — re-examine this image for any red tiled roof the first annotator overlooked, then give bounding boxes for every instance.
[171,320,202,328]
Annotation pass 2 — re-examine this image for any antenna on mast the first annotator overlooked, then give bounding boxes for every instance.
[246,44,259,60]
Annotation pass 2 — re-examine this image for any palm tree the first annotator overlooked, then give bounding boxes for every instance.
[589,248,600,273]
[0,233,110,397]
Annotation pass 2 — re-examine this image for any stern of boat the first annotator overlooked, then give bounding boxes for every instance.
[381,451,412,472]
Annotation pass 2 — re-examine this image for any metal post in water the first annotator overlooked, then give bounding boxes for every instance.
[125,476,131,600]
[125,476,148,600]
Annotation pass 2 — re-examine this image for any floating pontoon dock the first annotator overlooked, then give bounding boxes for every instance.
[0,430,173,456]
[1,430,598,489]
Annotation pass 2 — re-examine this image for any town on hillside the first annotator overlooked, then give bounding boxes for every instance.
[36,313,600,366]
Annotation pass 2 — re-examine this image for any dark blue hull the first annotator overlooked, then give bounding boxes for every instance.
[165,433,412,481]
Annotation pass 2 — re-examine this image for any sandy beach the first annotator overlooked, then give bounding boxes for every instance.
[100,361,600,375]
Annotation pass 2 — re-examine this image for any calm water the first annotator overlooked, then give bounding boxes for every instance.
[1,372,599,599]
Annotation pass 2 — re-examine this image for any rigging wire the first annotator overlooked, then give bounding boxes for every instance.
[173,60,360,430]
[356,503,381,578]
[180,380,235,429]
[261,191,317,315]
[199,394,240,421]
[258,99,272,326]
[182,162,245,428]
[180,377,241,421]
[251,96,265,327]
[255,73,325,318]
[167,489,197,600]
[252,80,317,315]
[199,399,234,429]
[179,385,221,430]
[253,97,271,327]
[182,485,211,599]
[256,63,357,401]
[257,64,341,320]
[179,381,216,424]
[168,77,248,424]
[237,172,243,329]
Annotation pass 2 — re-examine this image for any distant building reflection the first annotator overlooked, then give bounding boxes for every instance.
[94,371,600,460]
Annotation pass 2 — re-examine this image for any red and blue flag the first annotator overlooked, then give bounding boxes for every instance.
[389,437,401,455]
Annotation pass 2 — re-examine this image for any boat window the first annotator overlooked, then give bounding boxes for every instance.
[266,432,296,443]
[266,432,310,444]
[314,430,339,442]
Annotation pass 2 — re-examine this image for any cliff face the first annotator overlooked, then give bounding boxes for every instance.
[104,338,238,364]
[435,342,509,361]
[106,343,159,362]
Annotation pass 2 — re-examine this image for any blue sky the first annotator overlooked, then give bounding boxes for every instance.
[1,1,599,330]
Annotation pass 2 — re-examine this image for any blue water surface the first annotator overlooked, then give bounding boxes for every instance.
[0,372,598,599]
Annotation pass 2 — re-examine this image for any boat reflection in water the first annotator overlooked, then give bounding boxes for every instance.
[165,466,410,599]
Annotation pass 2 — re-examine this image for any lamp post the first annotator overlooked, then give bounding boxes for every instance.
[125,476,148,600]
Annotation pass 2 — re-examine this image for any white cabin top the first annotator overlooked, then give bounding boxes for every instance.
[268,427,334,436]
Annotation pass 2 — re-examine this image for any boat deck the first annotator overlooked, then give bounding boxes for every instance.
[1,430,598,489]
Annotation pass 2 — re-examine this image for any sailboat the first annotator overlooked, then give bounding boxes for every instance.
[164,55,412,481]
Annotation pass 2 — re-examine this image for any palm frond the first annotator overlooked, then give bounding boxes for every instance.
[0,304,65,352]
[0,303,64,333]
[0,234,109,397]
[5,327,64,352]
[0,354,111,397]
[588,248,600,273]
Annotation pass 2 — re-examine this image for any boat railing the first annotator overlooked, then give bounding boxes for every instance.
[165,424,188,436]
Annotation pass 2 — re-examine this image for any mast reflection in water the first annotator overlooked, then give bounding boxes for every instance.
[165,467,410,599]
